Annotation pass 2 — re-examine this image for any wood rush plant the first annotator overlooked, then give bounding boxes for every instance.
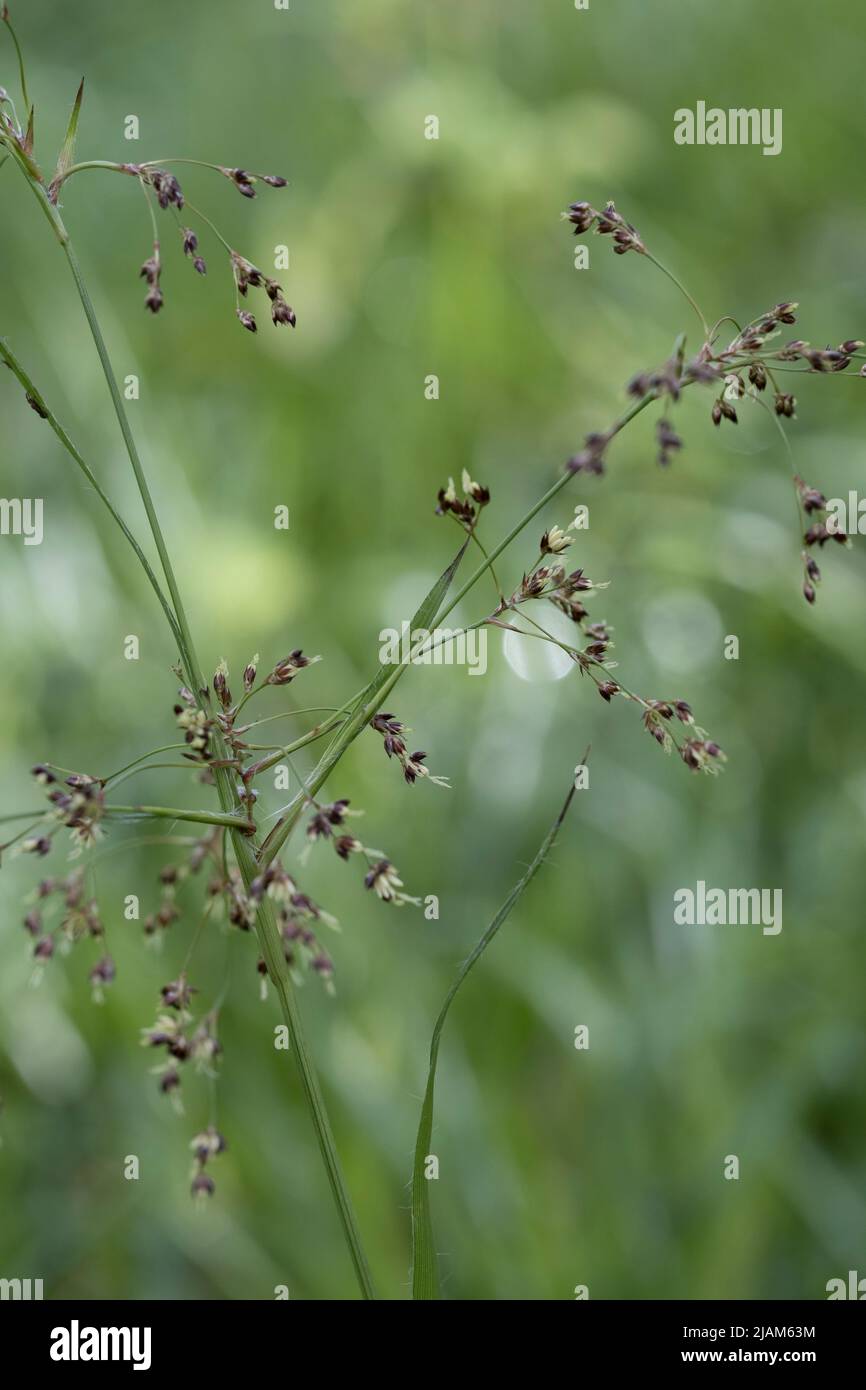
[1,11,860,1298]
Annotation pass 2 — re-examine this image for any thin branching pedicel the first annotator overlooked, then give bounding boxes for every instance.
[4,5,860,1298]
[564,198,862,603]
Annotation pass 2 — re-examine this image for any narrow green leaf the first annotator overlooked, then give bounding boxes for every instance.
[54,78,84,183]
[257,536,470,869]
[311,530,469,789]
[22,100,33,154]
[2,5,31,114]
[357,533,470,711]
[410,761,586,1298]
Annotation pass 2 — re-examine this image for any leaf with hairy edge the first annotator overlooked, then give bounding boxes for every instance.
[358,533,470,709]
[51,78,84,193]
[22,101,34,154]
[410,761,586,1299]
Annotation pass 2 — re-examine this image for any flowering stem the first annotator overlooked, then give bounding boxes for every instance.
[257,394,660,868]
[105,804,255,830]
[245,713,348,778]
[1,8,30,113]
[101,744,191,784]
[643,250,710,340]
[12,162,377,1299]
[0,338,183,650]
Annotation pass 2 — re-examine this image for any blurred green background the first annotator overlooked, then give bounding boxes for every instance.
[2,0,865,1301]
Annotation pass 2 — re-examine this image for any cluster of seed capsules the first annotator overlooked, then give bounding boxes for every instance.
[563,199,863,604]
[120,161,297,332]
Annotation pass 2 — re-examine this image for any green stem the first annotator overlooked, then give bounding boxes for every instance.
[246,712,347,778]
[62,239,204,685]
[102,743,191,783]
[258,390,658,868]
[105,803,254,830]
[0,338,183,650]
[2,8,30,113]
[105,762,208,790]
[55,159,131,178]
[643,250,710,340]
[14,163,377,1300]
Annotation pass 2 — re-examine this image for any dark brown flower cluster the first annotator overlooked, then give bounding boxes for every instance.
[306,798,352,845]
[637,701,724,771]
[22,867,113,994]
[436,471,490,528]
[498,527,724,774]
[143,832,219,939]
[247,860,339,992]
[180,226,206,276]
[562,206,864,603]
[107,162,293,329]
[264,649,318,686]
[230,252,296,333]
[566,431,609,476]
[364,859,414,903]
[190,1126,227,1200]
[174,684,215,763]
[369,712,450,788]
[795,474,849,604]
[656,418,682,467]
[139,244,163,313]
[32,764,105,849]
[141,976,221,1104]
[563,199,646,256]
[780,338,865,374]
[146,167,184,210]
[218,166,287,198]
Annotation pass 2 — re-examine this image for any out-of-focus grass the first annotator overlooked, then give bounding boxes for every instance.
[1,0,865,1299]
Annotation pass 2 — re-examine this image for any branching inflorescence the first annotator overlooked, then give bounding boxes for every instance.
[1,6,860,1296]
[563,198,862,605]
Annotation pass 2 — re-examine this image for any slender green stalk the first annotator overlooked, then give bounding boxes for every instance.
[10,160,377,1300]
[56,159,130,176]
[105,762,211,790]
[643,249,710,339]
[245,712,348,779]
[1,8,30,113]
[104,803,254,830]
[411,768,584,1298]
[259,390,658,868]
[0,339,183,649]
[9,127,675,1300]
[0,817,55,854]
[102,743,191,783]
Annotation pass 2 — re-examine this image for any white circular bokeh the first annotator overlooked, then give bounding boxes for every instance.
[502,604,580,683]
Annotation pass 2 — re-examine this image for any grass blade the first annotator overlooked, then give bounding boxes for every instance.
[2,5,30,113]
[410,759,586,1299]
[258,536,469,868]
[346,533,470,720]
[53,78,84,184]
